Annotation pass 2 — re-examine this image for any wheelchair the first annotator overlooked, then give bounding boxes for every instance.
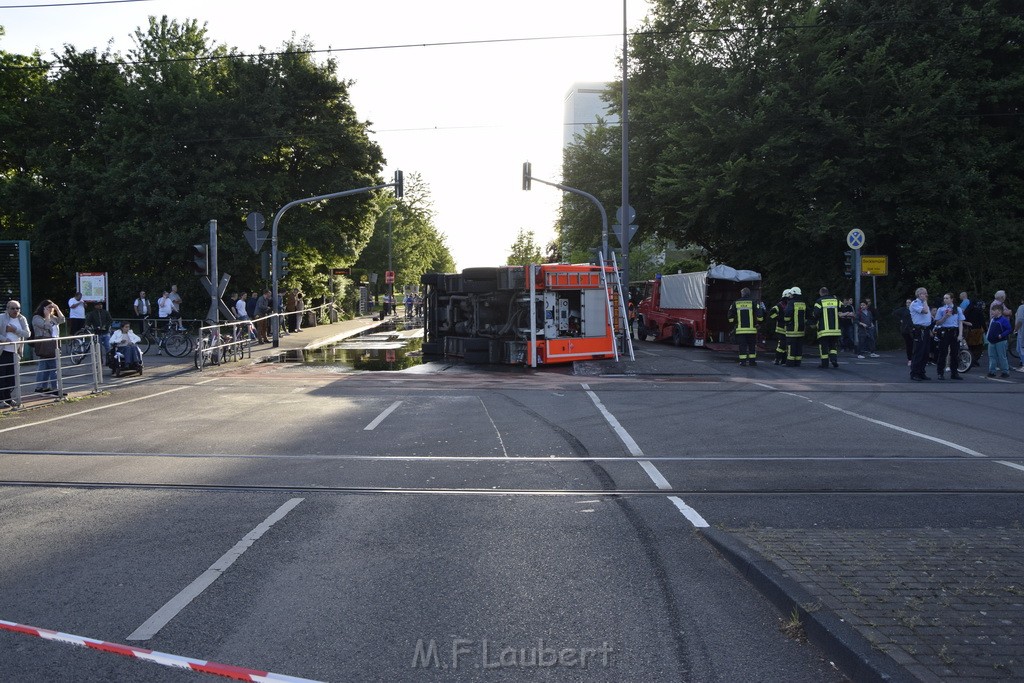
[107,344,144,377]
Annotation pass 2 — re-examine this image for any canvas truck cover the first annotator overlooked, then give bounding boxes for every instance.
[657,266,762,310]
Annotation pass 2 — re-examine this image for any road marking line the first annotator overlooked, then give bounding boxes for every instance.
[478,397,509,457]
[0,386,193,434]
[782,391,813,401]
[363,401,402,431]
[996,461,1024,474]
[668,496,710,528]
[127,497,304,641]
[819,402,985,457]
[582,387,643,457]
[581,384,712,524]
[753,382,777,390]
[639,461,672,490]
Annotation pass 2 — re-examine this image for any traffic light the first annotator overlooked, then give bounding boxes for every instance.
[522,161,532,191]
[189,244,209,276]
[843,250,853,278]
[275,251,290,277]
[260,251,271,280]
[393,170,404,199]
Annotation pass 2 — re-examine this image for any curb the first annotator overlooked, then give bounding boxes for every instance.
[700,528,913,683]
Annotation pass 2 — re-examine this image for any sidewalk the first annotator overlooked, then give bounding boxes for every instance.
[704,526,1024,682]
[132,315,386,378]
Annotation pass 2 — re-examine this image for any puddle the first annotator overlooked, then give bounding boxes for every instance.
[284,330,425,371]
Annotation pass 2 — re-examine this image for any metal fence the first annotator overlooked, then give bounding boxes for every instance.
[1,335,103,411]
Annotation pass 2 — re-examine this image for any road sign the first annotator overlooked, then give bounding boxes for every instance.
[613,223,638,247]
[615,205,636,225]
[860,255,888,276]
[846,229,865,250]
[385,271,395,284]
[331,268,351,276]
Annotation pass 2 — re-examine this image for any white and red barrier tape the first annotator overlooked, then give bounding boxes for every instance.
[0,619,325,682]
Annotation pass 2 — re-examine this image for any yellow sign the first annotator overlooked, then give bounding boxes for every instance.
[860,255,888,276]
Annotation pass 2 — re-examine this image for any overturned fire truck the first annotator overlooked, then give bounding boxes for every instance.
[420,264,629,366]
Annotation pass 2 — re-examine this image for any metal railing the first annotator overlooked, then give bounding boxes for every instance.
[1,334,103,411]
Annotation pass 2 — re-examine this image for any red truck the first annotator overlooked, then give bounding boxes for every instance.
[635,265,762,347]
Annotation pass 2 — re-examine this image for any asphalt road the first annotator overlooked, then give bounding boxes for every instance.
[0,339,1021,682]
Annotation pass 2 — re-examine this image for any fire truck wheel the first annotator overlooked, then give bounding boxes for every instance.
[672,324,693,347]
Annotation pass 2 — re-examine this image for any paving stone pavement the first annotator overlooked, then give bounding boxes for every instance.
[730,528,1024,681]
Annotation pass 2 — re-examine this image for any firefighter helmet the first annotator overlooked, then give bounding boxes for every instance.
[790,286,802,296]
[782,288,792,298]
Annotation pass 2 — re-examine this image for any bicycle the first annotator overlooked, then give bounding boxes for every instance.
[194,331,219,370]
[139,317,192,357]
[69,326,108,365]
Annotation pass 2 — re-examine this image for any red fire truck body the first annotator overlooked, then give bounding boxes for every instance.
[635,265,762,347]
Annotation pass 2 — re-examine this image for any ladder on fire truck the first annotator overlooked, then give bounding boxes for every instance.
[599,252,635,362]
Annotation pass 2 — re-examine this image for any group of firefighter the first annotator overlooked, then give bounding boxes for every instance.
[727,286,841,368]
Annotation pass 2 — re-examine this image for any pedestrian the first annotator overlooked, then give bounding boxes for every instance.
[894,299,914,367]
[728,286,762,366]
[783,286,807,367]
[838,297,855,352]
[234,292,249,320]
[246,291,259,320]
[168,284,182,325]
[31,299,65,395]
[1014,296,1024,372]
[933,293,964,380]
[909,287,933,381]
[295,289,304,331]
[964,296,987,368]
[404,292,414,319]
[986,302,1012,378]
[109,321,143,369]
[958,291,971,313]
[67,291,86,334]
[285,288,298,332]
[84,300,114,355]
[855,300,879,359]
[812,287,841,368]
[133,290,151,319]
[254,290,272,344]
[768,289,791,365]
[1,300,30,407]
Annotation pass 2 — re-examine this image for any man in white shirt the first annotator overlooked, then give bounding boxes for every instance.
[67,291,86,334]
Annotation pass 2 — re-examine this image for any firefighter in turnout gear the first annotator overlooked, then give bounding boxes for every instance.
[768,289,792,365]
[812,287,842,368]
[728,287,764,366]
[783,287,807,366]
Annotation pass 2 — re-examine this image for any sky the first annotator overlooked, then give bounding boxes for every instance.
[0,0,654,270]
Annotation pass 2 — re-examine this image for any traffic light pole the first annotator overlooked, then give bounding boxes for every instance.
[270,173,403,347]
[209,220,219,323]
[521,167,609,263]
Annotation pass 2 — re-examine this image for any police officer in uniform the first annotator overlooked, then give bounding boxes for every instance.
[812,287,841,368]
[768,289,791,365]
[783,286,807,366]
[933,292,964,380]
[909,287,933,380]
[728,287,764,366]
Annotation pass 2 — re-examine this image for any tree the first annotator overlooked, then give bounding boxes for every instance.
[0,17,385,315]
[354,174,456,293]
[506,228,544,265]
[585,0,1024,304]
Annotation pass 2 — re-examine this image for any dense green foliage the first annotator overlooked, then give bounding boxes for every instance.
[355,173,456,294]
[561,0,1023,305]
[0,18,408,316]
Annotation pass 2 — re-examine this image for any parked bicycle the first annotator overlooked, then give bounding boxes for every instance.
[69,326,108,365]
[138,317,192,357]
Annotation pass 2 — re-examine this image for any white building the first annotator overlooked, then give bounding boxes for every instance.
[562,82,618,148]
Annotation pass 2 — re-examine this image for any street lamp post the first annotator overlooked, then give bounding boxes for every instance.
[386,205,396,311]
